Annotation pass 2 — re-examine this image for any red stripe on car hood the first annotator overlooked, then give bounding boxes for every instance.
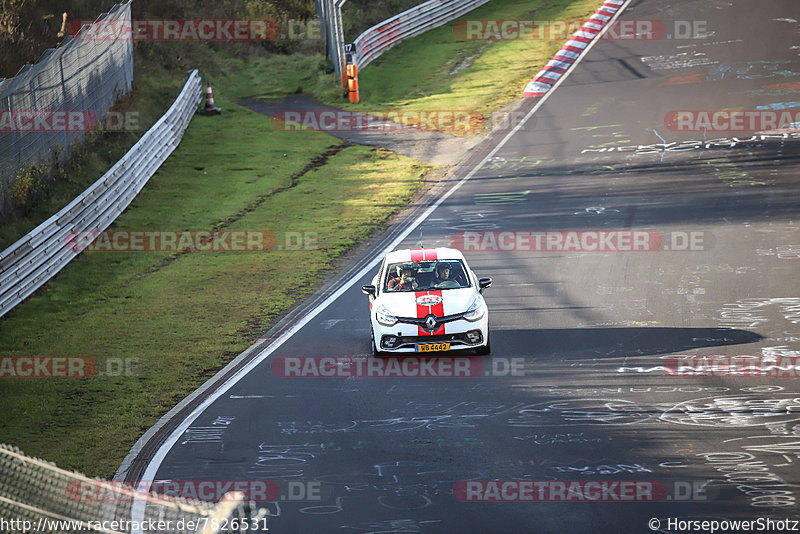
[415,290,445,336]
[410,248,438,262]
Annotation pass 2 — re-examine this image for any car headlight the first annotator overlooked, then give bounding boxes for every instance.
[463,295,486,322]
[376,304,398,326]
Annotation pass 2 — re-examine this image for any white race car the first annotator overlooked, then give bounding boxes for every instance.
[361,247,492,355]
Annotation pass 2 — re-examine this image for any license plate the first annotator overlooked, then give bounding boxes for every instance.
[416,343,450,352]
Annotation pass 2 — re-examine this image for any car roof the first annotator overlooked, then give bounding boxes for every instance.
[383,247,467,264]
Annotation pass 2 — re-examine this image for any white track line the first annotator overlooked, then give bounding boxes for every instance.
[131,1,633,528]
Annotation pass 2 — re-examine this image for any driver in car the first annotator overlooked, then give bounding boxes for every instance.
[433,262,464,288]
[388,266,418,291]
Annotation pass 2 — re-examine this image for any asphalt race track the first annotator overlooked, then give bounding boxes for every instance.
[127,0,800,532]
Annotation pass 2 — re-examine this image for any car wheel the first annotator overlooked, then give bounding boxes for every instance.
[475,334,491,355]
[371,330,385,357]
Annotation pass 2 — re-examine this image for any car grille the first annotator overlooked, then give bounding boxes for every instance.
[395,312,465,333]
[381,331,483,350]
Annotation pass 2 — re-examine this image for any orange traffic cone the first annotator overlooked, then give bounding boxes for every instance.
[199,83,221,115]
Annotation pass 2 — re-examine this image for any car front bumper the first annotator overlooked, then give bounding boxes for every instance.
[371,315,489,353]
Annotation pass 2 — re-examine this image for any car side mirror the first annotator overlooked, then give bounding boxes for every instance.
[361,285,376,297]
[478,278,492,292]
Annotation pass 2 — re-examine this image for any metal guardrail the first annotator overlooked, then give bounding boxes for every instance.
[314,0,491,79]
[0,70,203,320]
[0,1,134,218]
[353,0,492,70]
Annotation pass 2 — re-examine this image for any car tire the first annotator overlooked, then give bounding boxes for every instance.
[371,330,385,357]
[475,334,491,355]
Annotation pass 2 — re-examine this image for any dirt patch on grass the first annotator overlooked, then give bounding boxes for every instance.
[239,95,482,166]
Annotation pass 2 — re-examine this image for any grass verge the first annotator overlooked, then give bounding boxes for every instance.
[351,0,603,118]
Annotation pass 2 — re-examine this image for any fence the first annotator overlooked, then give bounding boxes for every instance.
[0,0,134,219]
[0,70,203,320]
[0,444,266,533]
[314,0,492,79]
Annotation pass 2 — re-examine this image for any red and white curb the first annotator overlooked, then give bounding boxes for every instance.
[522,0,628,97]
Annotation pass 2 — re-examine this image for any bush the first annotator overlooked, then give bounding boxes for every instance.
[10,165,45,214]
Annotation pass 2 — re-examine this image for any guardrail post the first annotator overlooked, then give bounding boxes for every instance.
[333,0,348,89]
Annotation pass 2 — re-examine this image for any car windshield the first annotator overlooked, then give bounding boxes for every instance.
[383,260,470,292]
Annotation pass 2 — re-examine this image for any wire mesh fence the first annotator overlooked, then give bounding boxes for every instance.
[0,444,268,533]
[0,1,134,219]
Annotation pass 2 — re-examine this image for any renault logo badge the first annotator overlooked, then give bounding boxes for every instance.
[425,316,438,330]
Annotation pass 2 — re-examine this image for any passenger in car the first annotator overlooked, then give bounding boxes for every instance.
[387,266,418,291]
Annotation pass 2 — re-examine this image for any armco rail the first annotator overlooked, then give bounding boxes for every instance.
[0,70,202,320]
[352,0,492,70]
